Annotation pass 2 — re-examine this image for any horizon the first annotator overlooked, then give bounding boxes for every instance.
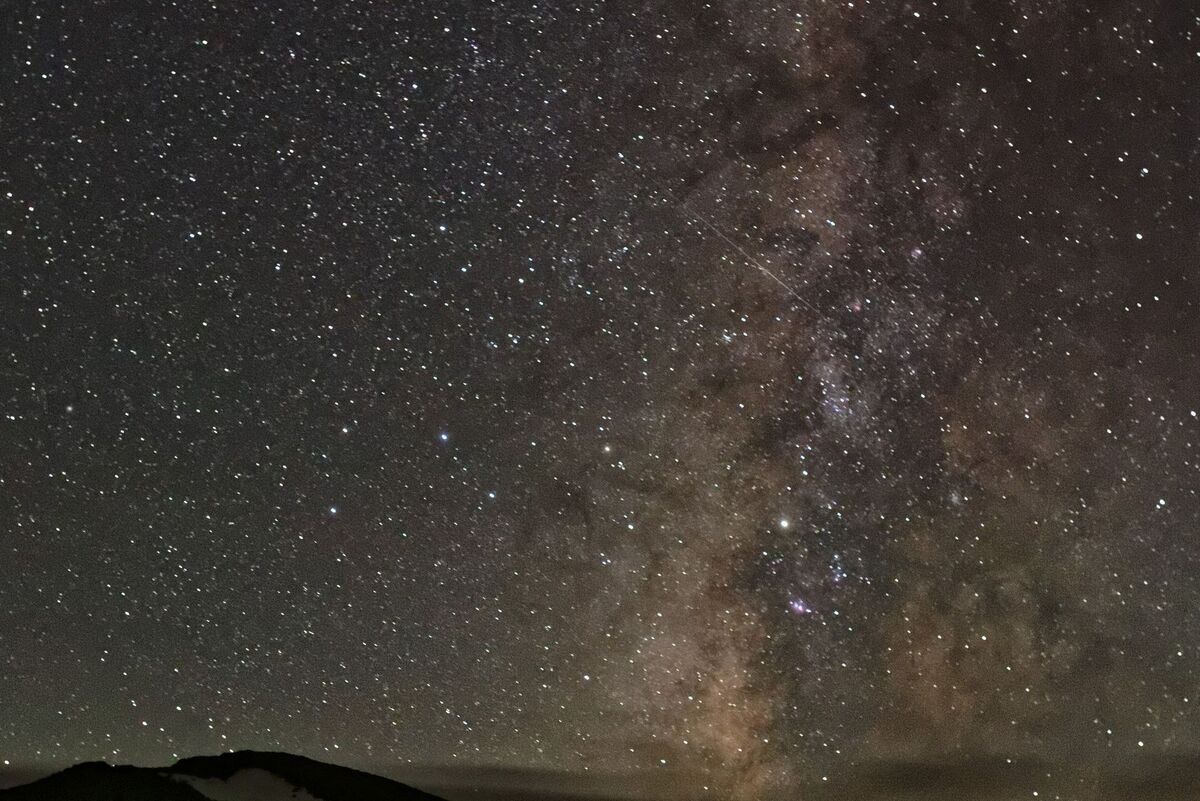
[11,749,1200,800]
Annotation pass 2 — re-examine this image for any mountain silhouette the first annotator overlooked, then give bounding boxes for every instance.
[0,750,446,801]
[12,751,1200,800]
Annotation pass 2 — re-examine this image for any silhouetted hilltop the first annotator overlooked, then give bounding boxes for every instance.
[0,750,445,801]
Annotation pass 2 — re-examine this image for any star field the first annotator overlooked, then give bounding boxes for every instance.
[2,2,1199,798]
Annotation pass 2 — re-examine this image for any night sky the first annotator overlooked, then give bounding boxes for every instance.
[2,1,1199,798]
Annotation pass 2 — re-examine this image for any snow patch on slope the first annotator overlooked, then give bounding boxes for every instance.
[168,768,324,801]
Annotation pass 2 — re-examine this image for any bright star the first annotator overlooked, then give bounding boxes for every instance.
[787,595,813,616]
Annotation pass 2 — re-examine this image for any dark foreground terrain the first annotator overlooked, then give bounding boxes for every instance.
[0,750,444,801]
[8,751,1200,800]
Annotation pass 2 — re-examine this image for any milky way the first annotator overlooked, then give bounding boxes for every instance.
[2,2,1198,798]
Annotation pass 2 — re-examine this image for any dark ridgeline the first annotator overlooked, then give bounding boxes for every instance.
[0,750,445,801]
[9,751,1200,800]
